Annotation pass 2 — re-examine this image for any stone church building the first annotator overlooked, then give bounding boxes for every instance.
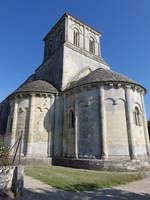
[0,13,150,169]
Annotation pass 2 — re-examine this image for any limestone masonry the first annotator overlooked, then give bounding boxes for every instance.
[0,13,150,170]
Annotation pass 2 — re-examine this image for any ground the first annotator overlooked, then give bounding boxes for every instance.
[24,166,141,191]
[17,174,150,200]
[14,167,150,200]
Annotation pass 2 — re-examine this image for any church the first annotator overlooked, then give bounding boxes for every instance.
[0,13,150,169]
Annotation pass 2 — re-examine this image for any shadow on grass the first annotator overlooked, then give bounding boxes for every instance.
[56,183,100,192]
[15,188,150,200]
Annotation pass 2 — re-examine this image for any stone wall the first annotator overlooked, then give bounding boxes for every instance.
[35,46,63,90]
[4,93,55,158]
[53,95,64,157]
[130,89,147,155]
[105,86,129,156]
[62,45,108,90]
[61,83,148,160]
[0,166,24,197]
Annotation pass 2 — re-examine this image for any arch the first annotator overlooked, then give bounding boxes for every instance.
[133,102,142,112]
[116,98,126,104]
[44,107,49,112]
[68,109,75,129]
[36,107,43,112]
[73,28,79,47]
[18,107,24,113]
[88,33,97,43]
[105,98,116,105]
[89,36,95,54]
[72,24,82,34]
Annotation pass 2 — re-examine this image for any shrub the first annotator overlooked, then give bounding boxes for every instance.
[0,143,11,166]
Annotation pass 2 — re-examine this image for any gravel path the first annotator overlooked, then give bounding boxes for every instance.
[16,174,150,200]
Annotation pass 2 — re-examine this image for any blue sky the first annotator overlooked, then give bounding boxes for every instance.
[0,0,150,118]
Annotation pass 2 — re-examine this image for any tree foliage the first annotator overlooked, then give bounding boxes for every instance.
[0,143,10,166]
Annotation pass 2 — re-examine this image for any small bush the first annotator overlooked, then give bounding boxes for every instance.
[0,143,11,166]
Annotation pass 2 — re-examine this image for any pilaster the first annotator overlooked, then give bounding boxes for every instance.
[141,92,150,156]
[26,94,35,156]
[47,95,52,157]
[74,93,79,158]
[99,84,108,159]
[10,97,18,147]
[125,86,137,159]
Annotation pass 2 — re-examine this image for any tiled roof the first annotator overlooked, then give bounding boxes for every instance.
[13,80,58,94]
[67,68,145,90]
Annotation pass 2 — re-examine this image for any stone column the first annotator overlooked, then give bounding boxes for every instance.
[141,92,150,156]
[74,93,78,159]
[10,97,18,147]
[26,94,35,156]
[99,85,108,160]
[125,86,137,159]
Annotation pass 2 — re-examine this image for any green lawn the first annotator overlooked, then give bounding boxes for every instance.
[25,166,142,192]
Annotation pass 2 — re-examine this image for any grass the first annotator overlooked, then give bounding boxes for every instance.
[25,166,142,192]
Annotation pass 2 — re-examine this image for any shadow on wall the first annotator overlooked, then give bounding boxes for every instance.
[16,188,150,200]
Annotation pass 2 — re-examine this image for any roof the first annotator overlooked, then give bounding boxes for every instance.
[12,80,58,95]
[67,68,146,91]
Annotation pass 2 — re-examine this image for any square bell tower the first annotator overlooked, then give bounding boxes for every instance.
[35,13,109,91]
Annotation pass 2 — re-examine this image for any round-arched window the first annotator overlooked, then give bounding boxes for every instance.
[69,110,75,128]
[89,37,95,54]
[133,106,142,126]
[73,29,79,47]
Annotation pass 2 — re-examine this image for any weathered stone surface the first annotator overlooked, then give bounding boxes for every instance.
[0,166,24,197]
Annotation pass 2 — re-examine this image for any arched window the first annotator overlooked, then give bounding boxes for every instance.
[69,110,75,128]
[133,107,141,126]
[73,29,79,47]
[89,37,95,54]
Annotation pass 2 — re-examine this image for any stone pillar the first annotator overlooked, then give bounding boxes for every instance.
[74,93,78,159]
[10,97,18,147]
[141,92,150,156]
[125,86,137,159]
[99,85,108,160]
[26,94,35,156]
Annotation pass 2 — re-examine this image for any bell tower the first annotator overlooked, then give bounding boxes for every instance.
[35,13,109,91]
